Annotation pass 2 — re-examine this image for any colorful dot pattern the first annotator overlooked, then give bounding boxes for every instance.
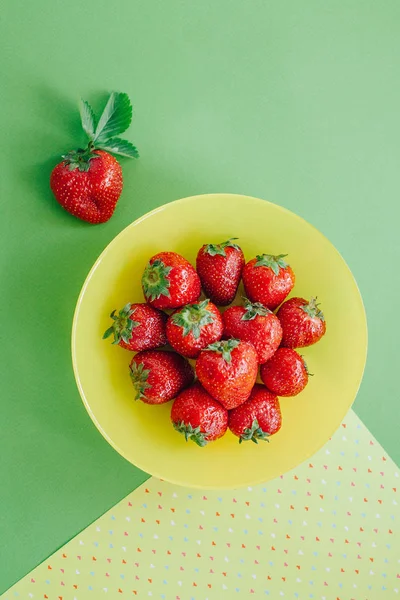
[2,410,398,600]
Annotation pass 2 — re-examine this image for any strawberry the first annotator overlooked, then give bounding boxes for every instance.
[171,383,228,446]
[142,252,201,309]
[129,350,194,404]
[222,298,282,363]
[166,300,223,358]
[242,254,295,310]
[50,92,138,224]
[260,347,309,397]
[103,303,167,351]
[229,384,282,443]
[196,238,245,305]
[196,339,258,410]
[277,297,326,348]
[51,150,123,224]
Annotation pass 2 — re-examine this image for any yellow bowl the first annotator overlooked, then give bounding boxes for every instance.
[72,194,367,489]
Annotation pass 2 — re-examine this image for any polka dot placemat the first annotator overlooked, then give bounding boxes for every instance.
[2,410,398,600]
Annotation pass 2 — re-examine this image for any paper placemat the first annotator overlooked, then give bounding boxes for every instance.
[2,410,398,600]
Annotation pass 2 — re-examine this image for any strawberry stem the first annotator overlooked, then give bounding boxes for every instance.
[171,300,215,339]
[103,303,139,345]
[239,418,270,444]
[241,298,272,321]
[255,254,288,275]
[142,259,172,302]
[205,338,240,363]
[61,145,100,172]
[301,297,325,321]
[129,362,152,400]
[173,421,209,447]
[204,238,240,257]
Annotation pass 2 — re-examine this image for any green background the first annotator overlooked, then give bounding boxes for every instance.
[1,0,399,592]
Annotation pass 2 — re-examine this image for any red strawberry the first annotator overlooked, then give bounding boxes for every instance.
[51,150,123,224]
[260,348,310,397]
[196,339,258,410]
[242,254,295,310]
[50,92,138,224]
[142,252,201,309]
[166,300,223,358]
[222,298,282,363]
[196,238,245,305]
[103,303,167,351]
[229,384,282,443]
[129,350,194,404]
[171,383,228,446]
[277,297,326,348]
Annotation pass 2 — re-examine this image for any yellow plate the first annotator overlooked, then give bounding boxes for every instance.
[72,194,367,489]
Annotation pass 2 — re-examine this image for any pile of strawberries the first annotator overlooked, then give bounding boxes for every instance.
[104,239,326,446]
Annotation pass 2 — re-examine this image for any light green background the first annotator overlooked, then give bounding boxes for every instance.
[1,0,399,592]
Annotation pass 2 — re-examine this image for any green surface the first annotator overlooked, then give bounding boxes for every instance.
[1,0,399,592]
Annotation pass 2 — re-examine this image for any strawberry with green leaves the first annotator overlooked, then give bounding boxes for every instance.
[196,339,258,410]
[103,303,167,351]
[229,384,282,443]
[166,299,223,358]
[171,383,228,446]
[142,252,201,309]
[129,350,194,405]
[50,92,138,224]
[260,347,310,397]
[277,297,326,348]
[242,254,295,310]
[196,238,245,305]
[222,298,282,363]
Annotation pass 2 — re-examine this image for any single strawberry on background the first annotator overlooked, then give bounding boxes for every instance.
[166,299,223,358]
[277,296,326,348]
[242,253,295,310]
[129,350,194,405]
[222,298,282,363]
[141,251,201,309]
[50,92,138,224]
[102,302,167,351]
[171,383,228,446]
[196,238,245,305]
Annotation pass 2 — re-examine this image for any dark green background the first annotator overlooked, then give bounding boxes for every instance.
[1,0,399,592]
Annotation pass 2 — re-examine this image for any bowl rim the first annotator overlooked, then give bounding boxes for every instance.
[71,193,368,489]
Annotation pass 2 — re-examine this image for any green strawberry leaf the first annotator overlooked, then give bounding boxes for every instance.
[173,420,208,447]
[171,299,215,339]
[241,298,272,321]
[79,99,97,140]
[96,137,139,159]
[142,259,172,302]
[62,147,100,172]
[94,92,132,142]
[103,303,139,345]
[255,254,289,276]
[301,297,325,321]
[102,325,115,339]
[204,238,240,257]
[129,362,152,400]
[239,418,270,444]
[205,338,240,363]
